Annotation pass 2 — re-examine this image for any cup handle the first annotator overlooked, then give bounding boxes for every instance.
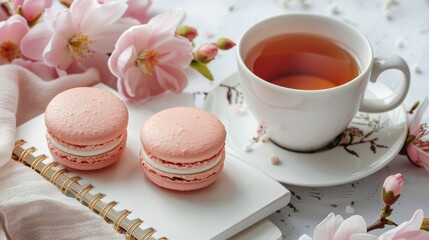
[359,55,410,113]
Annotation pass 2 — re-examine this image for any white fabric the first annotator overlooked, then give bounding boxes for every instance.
[0,65,123,240]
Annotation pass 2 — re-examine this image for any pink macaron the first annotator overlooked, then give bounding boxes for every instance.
[45,87,128,170]
[140,107,226,191]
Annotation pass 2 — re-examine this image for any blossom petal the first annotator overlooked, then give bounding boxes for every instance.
[410,98,429,134]
[406,143,428,169]
[69,0,97,29]
[154,63,188,93]
[91,23,129,53]
[65,61,85,74]
[22,0,46,22]
[78,52,115,88]
[157,37,193,68]
[43,34,73,69]
[46,8,74,35]
[148,10,184,37]
[333,215,367,240]
[350,234,378,240]
[124,0,151,23]
[147,75,166,97]
[379,209,424,240]
[116,45,137,77]
[0,15,29,43]
[298,235,313,240]
[21,22,52,61]
[395,230,429,239]
[81,0,127,34]
[126,25,153,51]
[313,213,343,240]
[123,67,150,100]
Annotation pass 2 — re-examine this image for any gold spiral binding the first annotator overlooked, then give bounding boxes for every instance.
[31,154,48,170]
[50,168,69,184]
[114,210,131,232]
[125,219,143,240]
[88,193,105,211]
[13,139,26,151]
[40,162,58,177]
[140,227,156,240]
[100,201,118,221]
[61,176,81,194]
[76,184,94,203]
[11,139,26,160]
[12,139,164,239]
[18,147,37,163]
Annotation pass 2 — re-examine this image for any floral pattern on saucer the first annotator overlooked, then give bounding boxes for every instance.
[204,73,408,186]
[338,114,389,157]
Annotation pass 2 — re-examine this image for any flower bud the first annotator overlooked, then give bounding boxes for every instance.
[194,43,218,63]
[215,38,236,50]
[382,173,404,205]
[176,25,198,41]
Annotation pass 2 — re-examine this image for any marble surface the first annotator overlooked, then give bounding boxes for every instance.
[149,1,429,239]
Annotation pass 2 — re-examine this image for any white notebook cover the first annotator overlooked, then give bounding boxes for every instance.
[16,84,290,240]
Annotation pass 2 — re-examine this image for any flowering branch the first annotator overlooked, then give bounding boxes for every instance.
[0,0,236,101]
[176,25,235,81]
[299,173,429,240]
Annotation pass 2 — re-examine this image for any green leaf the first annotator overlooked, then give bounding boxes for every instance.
[190,60,214,81]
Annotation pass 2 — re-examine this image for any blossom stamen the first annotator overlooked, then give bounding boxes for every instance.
[136,48,159,78]
[68,32,95,62]
[0,41,20,62]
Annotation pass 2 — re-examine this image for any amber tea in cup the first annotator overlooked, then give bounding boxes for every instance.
[245,33,359,90]
[237,14,410,151]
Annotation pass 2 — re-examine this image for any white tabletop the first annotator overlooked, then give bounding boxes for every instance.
[151,1,429,239]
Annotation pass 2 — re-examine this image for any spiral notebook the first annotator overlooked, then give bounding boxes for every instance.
[14,84,290,240]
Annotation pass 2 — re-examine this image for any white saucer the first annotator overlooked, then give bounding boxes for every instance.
[204,73,408,187]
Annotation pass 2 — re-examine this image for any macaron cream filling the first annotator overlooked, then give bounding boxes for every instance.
[140,148,222,175]
[47,134,124,157]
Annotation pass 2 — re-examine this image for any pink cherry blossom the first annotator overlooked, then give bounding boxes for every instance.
[298,213,376,240]
[379,209,429,240]
[0,14,29,65]
[382,173,404,205]
[406,98,429,172]
[21,0,128,87]
[11,0,53,23]
[108,10,193,101]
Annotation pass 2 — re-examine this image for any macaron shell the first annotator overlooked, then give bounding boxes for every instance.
[141,152,225,191]
[47,134,127,170]
[141,107,226,163]
[45,87,128,145]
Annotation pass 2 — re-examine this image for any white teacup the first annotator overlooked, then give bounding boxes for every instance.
[236,14,410,152]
